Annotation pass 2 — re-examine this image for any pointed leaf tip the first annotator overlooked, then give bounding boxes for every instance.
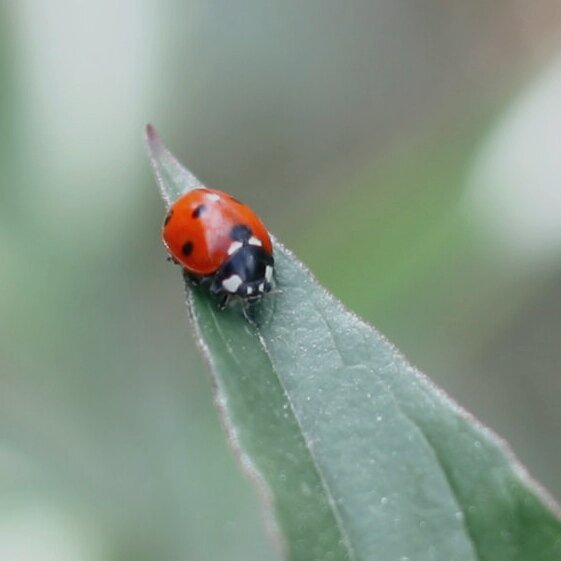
[145,123,156,137]
[144,125,205,208]
[144,124,165,161]
[145,123,159,146]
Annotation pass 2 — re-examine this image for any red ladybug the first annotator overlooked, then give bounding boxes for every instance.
[162,188,274,309]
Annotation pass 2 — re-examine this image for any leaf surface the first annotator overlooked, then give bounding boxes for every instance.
[146,125,561,561]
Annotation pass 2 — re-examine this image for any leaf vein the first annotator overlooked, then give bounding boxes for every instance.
[316,304,481,561]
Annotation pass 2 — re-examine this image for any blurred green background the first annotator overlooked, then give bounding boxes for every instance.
[1,1,561,560]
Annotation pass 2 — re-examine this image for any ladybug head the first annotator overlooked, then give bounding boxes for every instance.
[210,245,274,303]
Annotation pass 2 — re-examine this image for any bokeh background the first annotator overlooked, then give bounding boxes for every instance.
[1,1,561,560]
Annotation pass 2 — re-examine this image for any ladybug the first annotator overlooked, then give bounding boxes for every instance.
[162,188,274,310]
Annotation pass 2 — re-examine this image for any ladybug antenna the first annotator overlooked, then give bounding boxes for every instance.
[267,288,284,296]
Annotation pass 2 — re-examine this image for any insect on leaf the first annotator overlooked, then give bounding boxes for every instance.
[146,125,561,561]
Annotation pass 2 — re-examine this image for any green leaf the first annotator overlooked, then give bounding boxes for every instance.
[145,125,561,561]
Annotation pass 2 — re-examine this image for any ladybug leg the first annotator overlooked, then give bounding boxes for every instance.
[242,301,259,326]
[187,274,204,286]
[208,278,230,310]
[216,293,230,310]
[166,255,179,265]
[182,270,209,287]
[209,274,246,311]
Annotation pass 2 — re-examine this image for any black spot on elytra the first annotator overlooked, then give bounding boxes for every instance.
[230,224,252,242]
[182,241,194,256]
[164,211,173,226]
[192,204,207,218]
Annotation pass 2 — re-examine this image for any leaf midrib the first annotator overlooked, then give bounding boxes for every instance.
[202,296,357,561]
[256,329,358,561]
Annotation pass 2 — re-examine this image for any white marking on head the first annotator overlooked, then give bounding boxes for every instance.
[227,241,243,255]
[246,286,254,295]
[265,265,273,282]
[248,236,262,247]
[207,193,220,202]
[222,275,243,293]
[258,282,265,293]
